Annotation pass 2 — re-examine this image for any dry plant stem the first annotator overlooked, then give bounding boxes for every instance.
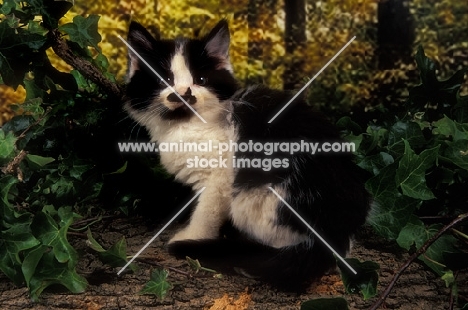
[67,231,87,238]
[449,270,459,310]
[71,215,117,229]
[2,108,51,177]
[48,29,124,100]
[17,107,51,140]
[1,150,27,176]
[136,258,192,278]
[369,212,468,310]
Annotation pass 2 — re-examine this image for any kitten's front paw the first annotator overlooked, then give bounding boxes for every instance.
[168,227,217,244]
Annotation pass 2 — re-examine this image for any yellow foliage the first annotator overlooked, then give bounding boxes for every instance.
[0,85,25,125]
[2,0,467,122]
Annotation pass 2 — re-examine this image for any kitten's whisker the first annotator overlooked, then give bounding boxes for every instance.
[130,122,141,138]
[116,114,133,125]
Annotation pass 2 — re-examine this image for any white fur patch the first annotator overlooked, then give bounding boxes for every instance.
[230,186,309,248]
[170,50,193,94]
[163,119,236,242]
[138,103,238,243]
[127,54,139,82]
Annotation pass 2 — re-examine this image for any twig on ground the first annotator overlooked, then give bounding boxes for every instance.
[70,214,118,231]
[136,258,192,278]
[369,212,468,310]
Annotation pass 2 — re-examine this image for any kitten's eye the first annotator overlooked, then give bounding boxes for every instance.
[159,76,172,86]
[196,76,208,86]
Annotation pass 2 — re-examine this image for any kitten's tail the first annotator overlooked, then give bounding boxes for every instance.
[167,236,342,289]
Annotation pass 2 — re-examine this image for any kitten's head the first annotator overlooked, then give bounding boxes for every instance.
[125,20,239,125]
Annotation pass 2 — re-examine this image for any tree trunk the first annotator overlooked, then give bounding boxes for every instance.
[377,0,415,69]
[283,0,306,90]
[247,0,264,85]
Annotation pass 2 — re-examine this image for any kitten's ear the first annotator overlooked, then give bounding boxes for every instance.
[128,21,160,52]
[204,20,230,59]
[126,21,159,79]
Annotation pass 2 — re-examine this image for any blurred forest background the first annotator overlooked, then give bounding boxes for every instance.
[1,0,467,124]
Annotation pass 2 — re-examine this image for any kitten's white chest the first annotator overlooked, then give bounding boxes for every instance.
[152,120,236,189]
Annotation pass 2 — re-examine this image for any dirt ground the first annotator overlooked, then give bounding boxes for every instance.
[0,216,466,310]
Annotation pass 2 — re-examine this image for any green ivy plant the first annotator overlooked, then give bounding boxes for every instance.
[338,46,468,308]
[0,0,132,301]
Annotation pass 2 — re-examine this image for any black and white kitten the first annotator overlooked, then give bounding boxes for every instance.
[124,20,370,286]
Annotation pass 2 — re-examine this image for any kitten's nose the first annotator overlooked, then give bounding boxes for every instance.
[167,88,196,105]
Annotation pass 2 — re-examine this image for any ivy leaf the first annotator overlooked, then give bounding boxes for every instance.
[30,207,79,264]
[27,20,48,36]
[336,116,363,135]
[12,98,45,120]
[442,139,468,171]
[23,207,86,300]
[344,133,363,152]
[22,244,48,287]
[59,15,102,51]
[0,173,38,285]
[0,175,18,211]
[140,269,172,299]
[69,161,93,181]
[26,154,55,170]
[71,69,95,92]
[2,222,41,257]
[395,141,439,200]
[0,16,47,88]
[301,298,349,310]
[387,120,426,156]
[366,163,421,239]
[357,152,394,176]
[396,215,427,251]
[441,270,455,288]
[339,258,379,300]
[186,256,203,273]
[99,237,133,269]
[1,115,33,135]
[409,46,468,118]
[415,45,437,88]
[0,52,17,87]
[24,79,46,100]
[28,250,87,302]
[0,245,24,285]
[86,228,106,252]
[105,161,128,175]
[86,229,136,271]
[22,0,73,29]
[0,221,40,285]
[0,0,18,15]
[364,125,388,153]
[432,116,468,141]
[396,215,458,275]
[0,129,17,160]
[44,174,76,198]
